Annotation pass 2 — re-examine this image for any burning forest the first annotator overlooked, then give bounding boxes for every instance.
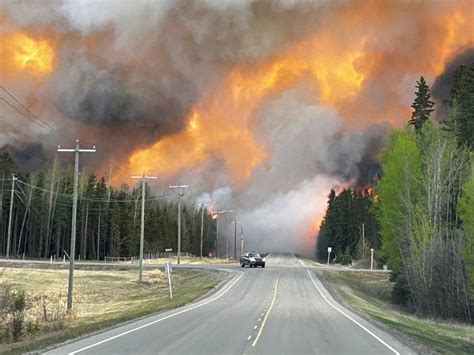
[1,0,473,256]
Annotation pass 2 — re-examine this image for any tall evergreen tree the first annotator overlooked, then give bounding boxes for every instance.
[408,76,435,131]
[445,63,474,150]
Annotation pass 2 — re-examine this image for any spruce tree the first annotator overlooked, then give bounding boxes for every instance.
[408,76,435,131]
[447,63,474,150]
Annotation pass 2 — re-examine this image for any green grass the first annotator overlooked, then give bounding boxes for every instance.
[0,267,225,354]
[319,270,474,354]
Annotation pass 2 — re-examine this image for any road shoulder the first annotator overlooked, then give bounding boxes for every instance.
[315,269,474,354]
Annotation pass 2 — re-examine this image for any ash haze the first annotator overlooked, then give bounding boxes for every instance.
[1,0,473,256]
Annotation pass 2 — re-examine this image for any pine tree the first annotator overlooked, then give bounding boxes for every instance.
[408,76,435,131]
[447,63,474,150]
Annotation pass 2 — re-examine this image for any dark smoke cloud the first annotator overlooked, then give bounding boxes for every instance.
[431,48,474,120]
[1,0,342,162]
[7,143,46,173]
[1,0,472,256]
[325,123,388,187]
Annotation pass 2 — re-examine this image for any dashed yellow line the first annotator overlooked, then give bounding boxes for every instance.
[251,277,278,347]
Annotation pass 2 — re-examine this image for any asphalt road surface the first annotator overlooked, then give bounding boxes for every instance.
[45,254,414,355]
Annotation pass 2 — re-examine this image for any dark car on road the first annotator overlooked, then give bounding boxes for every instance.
[240,251,266,268]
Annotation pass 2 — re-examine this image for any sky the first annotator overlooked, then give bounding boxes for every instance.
[0,0,473,255]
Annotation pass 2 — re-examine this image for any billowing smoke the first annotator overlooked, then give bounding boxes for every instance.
[195,85,387,254]
[1,0,473,256]
[431,48,474,119]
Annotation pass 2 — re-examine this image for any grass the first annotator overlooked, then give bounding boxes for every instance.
[319,270,474,354]
[0,266,225,354]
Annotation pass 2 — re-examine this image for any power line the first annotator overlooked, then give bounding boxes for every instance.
[0,86,89,145]
[16,179,171,203]
[0,140,47,164]
[0,118,37,141]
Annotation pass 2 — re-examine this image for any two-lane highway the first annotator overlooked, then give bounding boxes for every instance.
[46,254,414,354]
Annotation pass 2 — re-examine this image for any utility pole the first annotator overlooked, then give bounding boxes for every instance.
[132,173,158,282]
[230,220,239,259]
[240,225,244,256]
[58,140,96,310]
[196,203,210,259]
[362,223,365,259]
[213,210,232,258]
[170,185,188,264]
[6,174,17,259]
[97,205,101,261]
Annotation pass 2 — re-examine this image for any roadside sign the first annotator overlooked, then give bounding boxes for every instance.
[327,247,332,252]
[165,262,173,299]
[165,248,172,252]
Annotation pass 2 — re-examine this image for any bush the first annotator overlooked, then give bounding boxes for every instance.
[9,289,26,342]
[340,249,352,266]
[391,271,411,307]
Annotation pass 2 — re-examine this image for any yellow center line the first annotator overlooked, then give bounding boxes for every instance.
[251,277,278,347]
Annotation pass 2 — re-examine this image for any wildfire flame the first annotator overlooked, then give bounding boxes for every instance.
[122,35,367,182]
[0,31,55,77]
[123,2,472,184]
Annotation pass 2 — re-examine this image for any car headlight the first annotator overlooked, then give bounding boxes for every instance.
[250,257,256,262]
[262,258,266,262]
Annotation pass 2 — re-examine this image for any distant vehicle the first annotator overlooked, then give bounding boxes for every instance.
[240,251,266,268]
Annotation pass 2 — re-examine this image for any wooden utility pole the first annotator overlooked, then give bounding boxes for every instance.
[131,173,157,282]
[6,174,16,259]
[58,140,96,310]
[169,185,189,264]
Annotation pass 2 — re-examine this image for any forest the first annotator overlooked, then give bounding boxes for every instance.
[316,63,474,322]
[0,155,218,261]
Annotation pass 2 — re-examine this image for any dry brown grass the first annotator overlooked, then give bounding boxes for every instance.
[0,266,224,354]
[321,270,474,354]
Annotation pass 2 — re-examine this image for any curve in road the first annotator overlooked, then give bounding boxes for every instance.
[45,254,414,355]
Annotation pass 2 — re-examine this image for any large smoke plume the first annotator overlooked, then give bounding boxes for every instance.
[1,0,472,256]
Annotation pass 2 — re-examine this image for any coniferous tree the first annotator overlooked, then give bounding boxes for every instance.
[408,76,435,131]
[445,63,474,150]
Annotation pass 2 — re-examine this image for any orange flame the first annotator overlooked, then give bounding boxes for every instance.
[122,35,367,183]
[123,2,472,184]
[0,31,55,77]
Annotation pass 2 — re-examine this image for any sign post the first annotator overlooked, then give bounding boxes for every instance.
[165,248,173,299]
[165,248,173,265]
[327,247,332,267]
[370,248,374,270]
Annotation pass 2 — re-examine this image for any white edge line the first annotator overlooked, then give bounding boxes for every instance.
[293,253,305,267]
[306,270,400,355]
[69,271,245,354]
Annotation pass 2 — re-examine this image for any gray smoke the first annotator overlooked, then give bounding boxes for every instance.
[194,84,387,255]
[1,0,472,256]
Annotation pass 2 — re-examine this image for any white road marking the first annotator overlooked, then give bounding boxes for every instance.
[252,277,278,347]
[306,270,400,355]
[68,272,245,354]
[293,253,306,267]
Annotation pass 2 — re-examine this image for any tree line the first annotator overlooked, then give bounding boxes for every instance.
[0,155,219,260]
[316,62,474,323]
[315,188,379,265]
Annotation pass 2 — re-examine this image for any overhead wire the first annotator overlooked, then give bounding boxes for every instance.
[0,86,91,145]
[0,86,169,191]
[16,179,172,203]
[0,139,48,164]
